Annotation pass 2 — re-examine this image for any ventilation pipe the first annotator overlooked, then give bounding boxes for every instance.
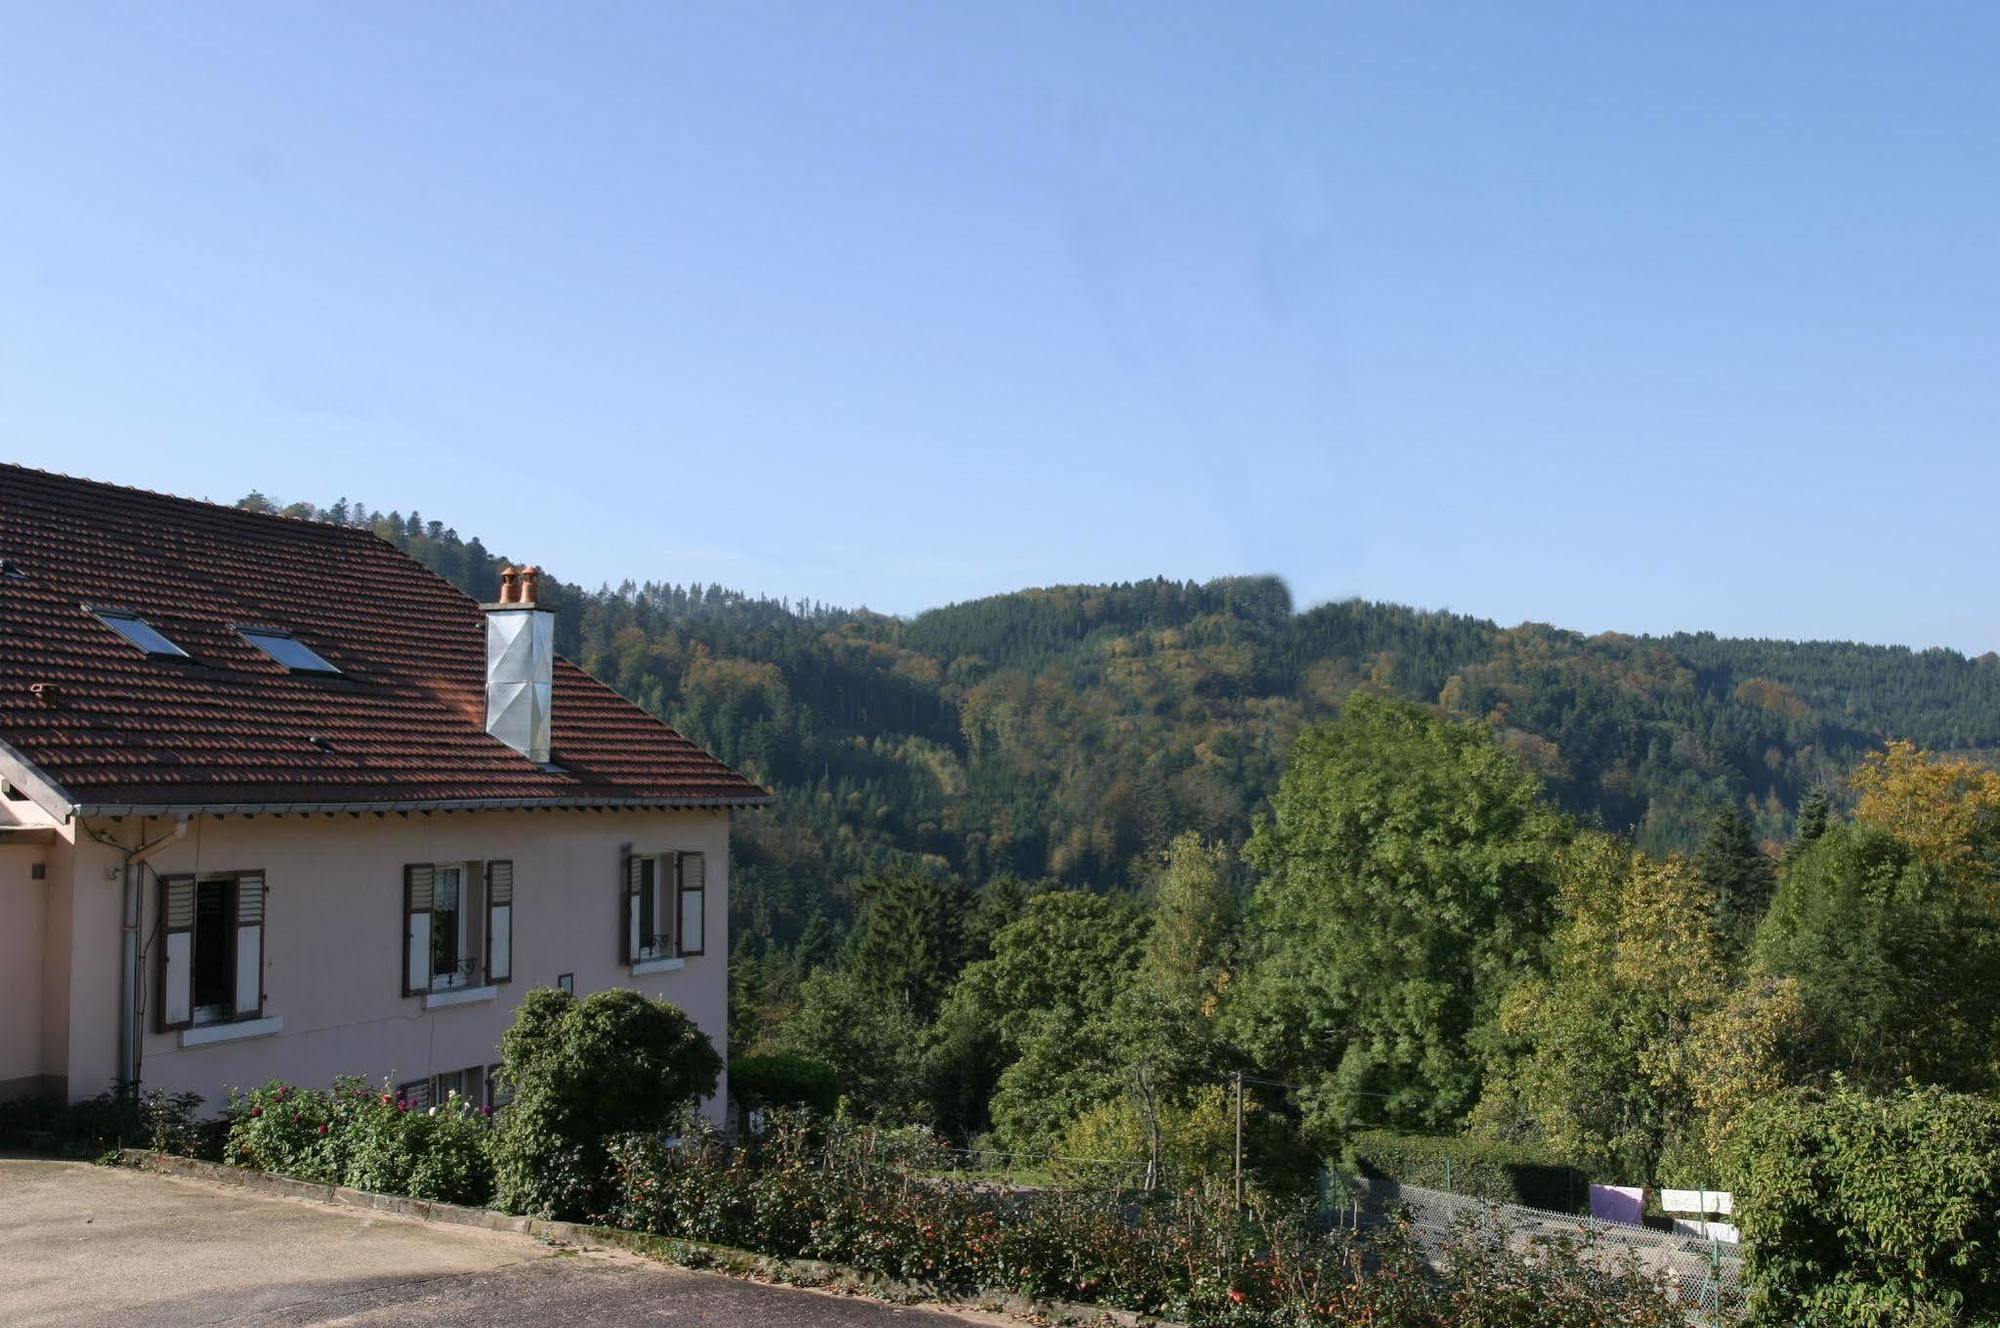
[485,564,554,764]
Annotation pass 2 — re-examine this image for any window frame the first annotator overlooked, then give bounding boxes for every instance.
[156,870,267,1033]
[430,1065,483,1106]
[635,856,666,960]
[624,848,706,966]
[406,860,511,996]
[430,863,469,991]
[189,879,234,1024]
[237,627,342,675]
[91,608,189,659]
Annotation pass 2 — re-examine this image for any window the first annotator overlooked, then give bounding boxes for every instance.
[240,628,340,674]
[94,609,188,658]
[432,865,466,988]
[403,861,513,996]
[158,873,265,1031]
[676,852,706,957]
[431,1065,482,1105]
[191,881,231,1021]
[634,856,663,959]
[623,849,706,963]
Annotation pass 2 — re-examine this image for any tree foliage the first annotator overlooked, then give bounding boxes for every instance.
[1751,824,2000,1093]
[1728,1082,2000,1327]
[1231,695,1570,1134]
[492,987,721,1217]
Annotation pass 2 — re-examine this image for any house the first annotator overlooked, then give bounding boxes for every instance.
[0,464,768,1117]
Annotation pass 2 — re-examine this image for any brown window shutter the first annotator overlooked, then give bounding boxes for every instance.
[620,845,639,964]
[403,864,435,997]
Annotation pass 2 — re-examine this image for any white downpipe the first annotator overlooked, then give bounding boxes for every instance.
[118,818,190,1088]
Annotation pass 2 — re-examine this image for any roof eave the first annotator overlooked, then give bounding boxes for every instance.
[0,737,81,823]
[73,792,776,819]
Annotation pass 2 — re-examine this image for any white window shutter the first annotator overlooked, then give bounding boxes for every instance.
[160,876,195,1030]
[486,861,513,984]
[676,852,706,957]
[233,875,265,1019]
[404,865,435,996]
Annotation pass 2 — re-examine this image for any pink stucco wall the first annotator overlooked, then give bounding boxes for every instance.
[0,843,51,1096]
[50,808,732,1119]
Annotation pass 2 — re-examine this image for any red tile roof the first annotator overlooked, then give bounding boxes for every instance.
[0,464,770,814]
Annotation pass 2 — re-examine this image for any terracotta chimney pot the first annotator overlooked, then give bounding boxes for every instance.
[519,565,540,606]
[498,565,520,604]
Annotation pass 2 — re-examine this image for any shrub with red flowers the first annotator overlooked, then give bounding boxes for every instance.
[225,1076,493,1206]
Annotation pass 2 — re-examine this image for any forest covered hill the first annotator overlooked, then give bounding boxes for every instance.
[239,494,2000,956]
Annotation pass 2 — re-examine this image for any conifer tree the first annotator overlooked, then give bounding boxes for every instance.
[1697,808,1777,949]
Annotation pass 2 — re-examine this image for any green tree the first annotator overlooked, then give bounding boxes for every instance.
[926,891,1148,1142]
[1474,837,1741,1181]
[844,870,970,1022]
[769,966,930,1122]
[491,987,721,1218]
[1231,695,1571,1134]
[1138,832,1237,1007]
[1105,833,1239,1180]
[1752,823,2000,1093]
[1694,808,1776,949]
[1790,786,1832,852]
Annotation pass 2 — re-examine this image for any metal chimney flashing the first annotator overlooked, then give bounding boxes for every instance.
[484,564,554,764]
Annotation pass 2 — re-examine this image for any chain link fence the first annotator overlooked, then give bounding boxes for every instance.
[1330,1176,1745,1326]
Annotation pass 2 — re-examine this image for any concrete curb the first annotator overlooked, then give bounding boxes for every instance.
[118,1151,1183,1327]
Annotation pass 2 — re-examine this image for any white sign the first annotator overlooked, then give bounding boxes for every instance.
[1661,1188,1733,1215]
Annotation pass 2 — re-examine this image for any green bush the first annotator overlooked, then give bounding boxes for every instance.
[490,986,722,1218]
[1727,1081,2000,1327]
[225,1077,494,1205]
[1345,1130,1588,1212]
[0,1083,206,1159]
[729,1053,839,1118]
[0,1093,60,1149]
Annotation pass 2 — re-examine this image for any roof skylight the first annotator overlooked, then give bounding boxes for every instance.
[241,628,341,674]
[93,610,189,659]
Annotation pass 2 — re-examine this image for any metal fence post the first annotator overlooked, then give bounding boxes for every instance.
[1232,1071,1244,1210]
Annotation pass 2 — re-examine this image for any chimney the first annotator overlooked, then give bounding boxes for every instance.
[485,564,554,763]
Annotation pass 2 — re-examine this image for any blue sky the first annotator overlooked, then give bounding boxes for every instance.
[3,4,1997,650]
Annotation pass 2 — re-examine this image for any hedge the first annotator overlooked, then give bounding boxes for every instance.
[729,1053,840,1118]
[608,1111,1683,1327]
[1344,1130,1588,1212]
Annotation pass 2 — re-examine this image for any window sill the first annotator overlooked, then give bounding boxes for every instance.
[630,956,685,976]
[180,1016,284,1048]
[424,984,498,1010]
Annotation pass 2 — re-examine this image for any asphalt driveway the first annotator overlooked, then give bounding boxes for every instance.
[0,1158,1008,1327]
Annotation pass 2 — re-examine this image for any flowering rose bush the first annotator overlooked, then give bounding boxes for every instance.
[226,1077,494,1205]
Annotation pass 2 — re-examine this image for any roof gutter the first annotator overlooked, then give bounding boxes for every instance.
[74,792,775,818]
